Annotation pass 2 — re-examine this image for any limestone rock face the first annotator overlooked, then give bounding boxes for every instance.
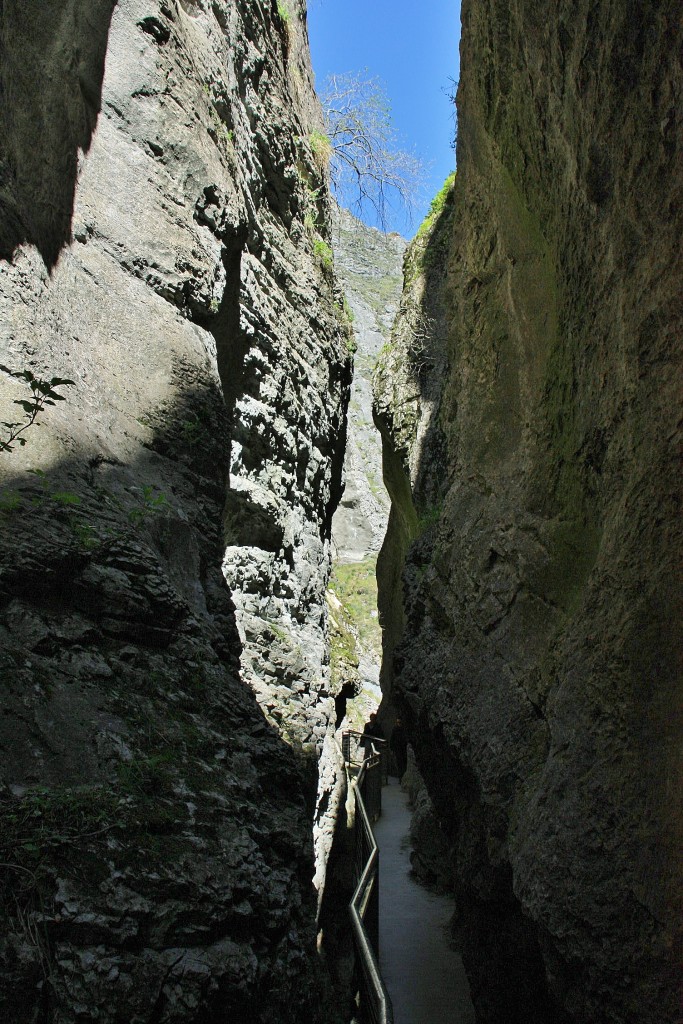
[0,1,351,1020]
[331,204,405,563]
[325,206,405,724]
[375,3,682,1023]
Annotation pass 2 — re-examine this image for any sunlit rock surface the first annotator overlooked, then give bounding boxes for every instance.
[0,1,351,1020]
[330,204,405,564]
[326,206,405,727]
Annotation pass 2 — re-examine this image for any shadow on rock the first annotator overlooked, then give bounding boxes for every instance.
[0,0,117,268]
[0,377,327,1024]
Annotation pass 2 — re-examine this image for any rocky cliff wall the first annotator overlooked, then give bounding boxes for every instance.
[330,204,404,563]
[0,1,351,1020]
[375,2,681,1023]
[325,205,405,727]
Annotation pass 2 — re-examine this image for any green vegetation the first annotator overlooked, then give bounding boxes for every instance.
[208,111,235,155]
[0,489,22,514]
[327,558,383,728]
[313,237,334,271]
[335,292,358,331]
[277,1,291,24]
[344,268,403,323]
[405,171,457,285]
[333,295,356,354]
[309,130,332,169]
[266,620,292,644]
[0,469,81,523]
[0,476,171,556]
[328,600,358,693]
[418,501,442,532]
[126,484,168,525]
[0,365,74,453]
[344,685,382,733]
[366,467,386,504]
[328,556,382,662]
[1,785,117,865]
[303,185,323,234]
[202,87,235,156]
[0,746,183,902]
[415,171,456,242]
[27,468,80,505]
[117,751,176,800]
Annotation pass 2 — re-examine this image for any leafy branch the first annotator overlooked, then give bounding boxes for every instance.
[0,365,75,453]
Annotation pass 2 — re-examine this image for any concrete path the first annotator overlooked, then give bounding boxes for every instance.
[373,779,475,1024]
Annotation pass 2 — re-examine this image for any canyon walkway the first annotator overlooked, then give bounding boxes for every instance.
[373,779,475,1024]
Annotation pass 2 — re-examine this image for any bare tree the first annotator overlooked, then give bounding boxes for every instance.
[321,71,424,230]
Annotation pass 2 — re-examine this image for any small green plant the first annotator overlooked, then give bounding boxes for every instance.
[277,1,290,24]
[418,502,442,531]
[206,103,235,155]
[0,473,170,554]
[333,297,355,326]
[127,484,168,525]
[117,751,175,798]
[70,520,99,550]
[27,468,81,506]
[180,416,204,444]
[0,470,99,554]
[424,171,456,223]
[309,130,332,168]
[313,237,333,271]
[267,620,291,644]
[0,470,106,553]
[217,123,234,149]
[0,489,22,514]
[333,301,357,354]
[0,365,74,453]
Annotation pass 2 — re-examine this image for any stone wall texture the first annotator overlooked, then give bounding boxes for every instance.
[0,1,351,1020]
[375,2,682,1022]
[330,203,404,563]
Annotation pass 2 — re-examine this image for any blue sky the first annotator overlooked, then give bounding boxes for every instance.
[307,0,462,237]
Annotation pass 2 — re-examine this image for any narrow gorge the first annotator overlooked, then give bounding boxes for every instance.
[0,2,680,1024]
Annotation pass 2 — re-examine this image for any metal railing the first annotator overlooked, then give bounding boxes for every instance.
[342,729,389,786]
[344,738,394,1024]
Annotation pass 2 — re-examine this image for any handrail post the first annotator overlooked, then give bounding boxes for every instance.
[345,745,394,1024]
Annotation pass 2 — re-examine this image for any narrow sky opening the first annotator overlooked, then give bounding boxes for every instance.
[308,0,462,238]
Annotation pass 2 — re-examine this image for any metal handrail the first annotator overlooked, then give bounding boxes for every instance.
[348,756,394,1024]
[342,729,389,784]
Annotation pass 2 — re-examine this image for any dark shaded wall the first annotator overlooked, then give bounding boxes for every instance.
[0,0,117,266]
[375,1,682,1021]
